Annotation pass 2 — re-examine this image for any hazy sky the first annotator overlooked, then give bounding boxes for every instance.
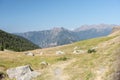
[0,0,120,33]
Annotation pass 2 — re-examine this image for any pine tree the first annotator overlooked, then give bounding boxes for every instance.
[1,41,4,51]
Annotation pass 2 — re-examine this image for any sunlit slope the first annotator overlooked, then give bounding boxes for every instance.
[0,28,120,80]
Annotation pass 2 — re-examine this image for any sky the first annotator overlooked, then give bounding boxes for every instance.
[0,0,120,33]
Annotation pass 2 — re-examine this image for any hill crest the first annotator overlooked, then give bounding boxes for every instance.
[0,29,40,51]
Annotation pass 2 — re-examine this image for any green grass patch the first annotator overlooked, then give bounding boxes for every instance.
[56,56,69,61]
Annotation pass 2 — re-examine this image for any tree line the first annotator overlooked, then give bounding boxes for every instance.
[0,30,40,51]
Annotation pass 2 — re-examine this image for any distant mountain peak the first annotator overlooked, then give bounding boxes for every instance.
[51,27,68,35]
[74,24,117,32]
[52,27,65,32]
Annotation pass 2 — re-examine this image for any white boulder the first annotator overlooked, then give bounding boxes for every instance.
[6,65,41,80]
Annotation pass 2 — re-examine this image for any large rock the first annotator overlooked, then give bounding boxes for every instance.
[6,65,41,80]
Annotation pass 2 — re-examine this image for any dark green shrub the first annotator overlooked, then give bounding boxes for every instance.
[57,56,68,61]
[0,46,4,51]
[88,49,96,53]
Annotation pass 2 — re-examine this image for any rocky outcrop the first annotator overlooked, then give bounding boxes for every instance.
[109,26,120,37]
[112,26,120,33]
[6,65,41,80]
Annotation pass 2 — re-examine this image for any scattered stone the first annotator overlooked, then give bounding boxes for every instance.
[40,61,48,69]
[24,52,34,56]
[40,52,43,55]
[74,46,78,50]
[6,65,41,80]
[73,50,85,54]
[40,61,48,65]
[56,51,65,55]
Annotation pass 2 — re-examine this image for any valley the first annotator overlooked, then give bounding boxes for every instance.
[0,27,120,80]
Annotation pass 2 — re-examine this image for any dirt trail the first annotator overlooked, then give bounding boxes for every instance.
[94,66,108,80]
[49,59,76,80]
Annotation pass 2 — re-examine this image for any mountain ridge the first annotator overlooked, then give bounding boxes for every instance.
[16,24,119,48]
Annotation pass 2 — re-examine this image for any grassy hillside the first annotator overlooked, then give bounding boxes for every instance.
[0,30,40,51]
[0,28,120,80]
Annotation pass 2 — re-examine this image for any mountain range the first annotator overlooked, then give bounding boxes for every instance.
[16,24,118,48]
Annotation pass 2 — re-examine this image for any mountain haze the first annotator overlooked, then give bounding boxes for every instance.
[16,24,117,48]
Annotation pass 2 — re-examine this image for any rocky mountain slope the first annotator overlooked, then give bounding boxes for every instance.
[0,29,40,51]
[16,24,117,48]
[16,27,77,48]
